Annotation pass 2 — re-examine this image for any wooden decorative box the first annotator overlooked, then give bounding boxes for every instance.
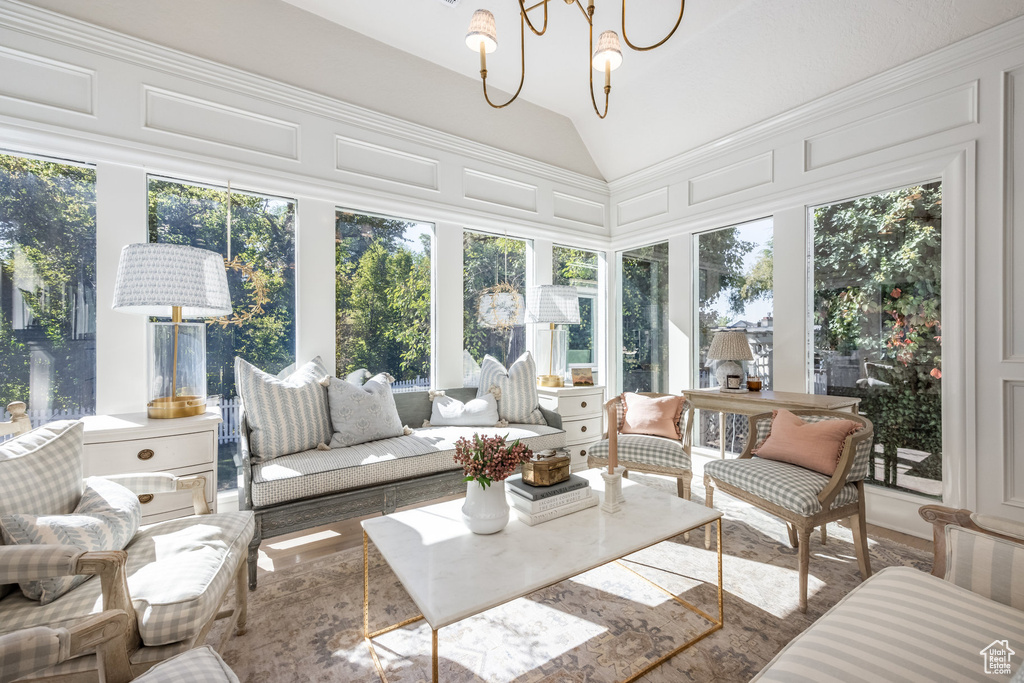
[522,450,571,486]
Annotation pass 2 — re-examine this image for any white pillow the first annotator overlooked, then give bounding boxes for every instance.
[430,393,500,427]
[476,352,546,425]
[0,477,141,604]
[326,373,404,448]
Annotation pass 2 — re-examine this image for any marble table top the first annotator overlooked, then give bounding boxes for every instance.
[362,469,722,629]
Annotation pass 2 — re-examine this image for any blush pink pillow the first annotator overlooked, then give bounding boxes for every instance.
[619,393,685,440]
[753,409,861,476]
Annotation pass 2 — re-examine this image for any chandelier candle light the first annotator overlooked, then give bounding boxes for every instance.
[112,243,232,419]
[526,285,580,387]
[465,0,685,118]
[706,329,755,393]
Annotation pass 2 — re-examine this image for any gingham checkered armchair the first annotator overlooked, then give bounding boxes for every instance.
[0,419,253,681]
[0,610,239,683]
[702,409,875,613]
[587,393,694,500]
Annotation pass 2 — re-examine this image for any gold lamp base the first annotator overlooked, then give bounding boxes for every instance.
[147,395,207,419]
[537,374,564,388]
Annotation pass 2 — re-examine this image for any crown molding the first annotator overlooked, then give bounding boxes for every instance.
[0,0,608,196]
[607,13,1024,195]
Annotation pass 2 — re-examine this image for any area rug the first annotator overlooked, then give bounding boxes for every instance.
[213,473,932,682]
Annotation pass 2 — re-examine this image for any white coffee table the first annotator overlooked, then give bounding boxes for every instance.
[361,469,724,683]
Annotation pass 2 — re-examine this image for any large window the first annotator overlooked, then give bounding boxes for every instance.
[463,231,528,386]
[810,182,942,497]
[553,246,598,373]
[335,209,431,390]
[1,153,96,425]
[620,242,669,392]
[148,177,296,490]
[694,218,773,454]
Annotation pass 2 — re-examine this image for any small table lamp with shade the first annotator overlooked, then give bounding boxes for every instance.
[526,285,580,387]
[112,243,232,419]
[706,329,754,393]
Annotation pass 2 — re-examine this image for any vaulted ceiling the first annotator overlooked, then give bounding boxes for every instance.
[282,0,1024,180]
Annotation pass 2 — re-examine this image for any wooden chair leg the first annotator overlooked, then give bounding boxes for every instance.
[820,524,828,545]
[787,522,799,548]
[797,526,811,614]
[851,492,872,581]
[704,477,715,550]
[235,559,248,636]
[678,474,693,541]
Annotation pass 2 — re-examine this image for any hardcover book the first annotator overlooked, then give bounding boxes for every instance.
[506,473,588,501]
[507,485,592,514]
[513,492,598,526]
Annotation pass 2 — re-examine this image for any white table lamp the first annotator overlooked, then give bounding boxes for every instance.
[112,243,232,418]
[705,329,754,393]
[526,285,580,387]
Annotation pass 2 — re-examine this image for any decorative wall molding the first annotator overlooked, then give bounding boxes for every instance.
[1003,381,1024,508]
[804,82,978,171]
[1006,67,1024,361]
[616,187,669,226]
[142,86,300,160]
[553,191,605,227]
[607,15,1024,193]
[688,151,773,205]
[463,169,538,213]
[335,136,439,191]
[0,44,93,115]
[0,0,607,197]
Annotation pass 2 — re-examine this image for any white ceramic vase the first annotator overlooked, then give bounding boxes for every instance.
[461,480,510,534]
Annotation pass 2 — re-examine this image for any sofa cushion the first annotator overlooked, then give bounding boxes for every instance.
[251,425,565,508]
[1,477,141,604]
[134,645,240,683]
[235,356,332,461]
[588,435,691,471]
[0,511,254,647]
[477,353,545,425]
[0,420,84,517]
[753,566,1024,682]
[704,457,858,516]
[326,374,403,448]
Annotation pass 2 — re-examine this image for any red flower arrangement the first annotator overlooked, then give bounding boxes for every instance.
[454,434,534,489]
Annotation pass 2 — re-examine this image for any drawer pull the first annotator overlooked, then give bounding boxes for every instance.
[137,449,154,461]
[580,449,587,457]
[581,401,587,408]
[138,494,154,505]
[580,425,587,433]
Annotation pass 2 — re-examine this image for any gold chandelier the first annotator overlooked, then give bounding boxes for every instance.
[465,1,686,119]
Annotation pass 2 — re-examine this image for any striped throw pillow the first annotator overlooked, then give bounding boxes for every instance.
[476,352,545,425]
[236,356,333,461]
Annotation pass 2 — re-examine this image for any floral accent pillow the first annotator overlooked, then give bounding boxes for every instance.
[326,373,404,448]
[0,477,141,604]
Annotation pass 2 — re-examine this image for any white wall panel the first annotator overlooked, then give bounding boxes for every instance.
[462,169,538,213]
[335,136,438,191]
[804,82,977,171]
[688,152,773,205]
[1007,67,1024,360]
[1005,381,1024,508]
[553,191,604,227]
[0,45,93,115]
[616,187,668,226]
[142,86,300,160]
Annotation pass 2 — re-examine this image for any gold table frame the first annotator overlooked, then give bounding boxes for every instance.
[363,517,723,683]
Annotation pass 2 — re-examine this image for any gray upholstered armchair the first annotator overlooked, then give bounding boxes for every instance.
[0,418,252,680]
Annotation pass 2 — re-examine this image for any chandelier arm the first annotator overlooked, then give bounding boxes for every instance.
[518,0,549,36]
[587,17,610,119]
[481,12,527,109]
[621,0,685,51]
[570,0,593,24]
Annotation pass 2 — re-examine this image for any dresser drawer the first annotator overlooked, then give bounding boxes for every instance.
[551,392,604,418]
[83,432,212,477]
[562,416,602,444]
[136,468,215,523]
[567,439,601,471]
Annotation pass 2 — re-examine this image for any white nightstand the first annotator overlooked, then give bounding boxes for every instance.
[537,384,605,472]
[80,408,221,524]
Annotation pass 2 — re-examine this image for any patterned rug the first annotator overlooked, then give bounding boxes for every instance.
[212,472,932,682]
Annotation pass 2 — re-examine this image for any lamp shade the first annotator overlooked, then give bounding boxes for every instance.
[112,243,232,319]
[466,9,498,53]
[705,329,754,362]
[526,285,580,325]
[592,30,623,71]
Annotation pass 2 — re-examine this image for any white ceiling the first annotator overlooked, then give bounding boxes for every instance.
[281,0,1024,181]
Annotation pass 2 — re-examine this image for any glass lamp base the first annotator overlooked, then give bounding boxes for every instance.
[148,395,207,419]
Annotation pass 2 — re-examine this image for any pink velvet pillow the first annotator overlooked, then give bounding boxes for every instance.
[753,409,861,476]
[619,392,684,440]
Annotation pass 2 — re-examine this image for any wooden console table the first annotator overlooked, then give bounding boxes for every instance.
[686,388,860,459]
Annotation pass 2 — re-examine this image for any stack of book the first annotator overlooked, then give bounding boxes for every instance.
[506,473,597,526]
